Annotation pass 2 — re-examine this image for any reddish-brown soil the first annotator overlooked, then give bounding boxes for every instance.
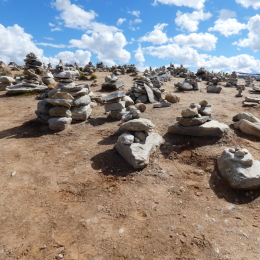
[0,72,260,260]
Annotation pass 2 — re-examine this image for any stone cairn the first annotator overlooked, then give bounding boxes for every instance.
[174,73,200,91]
[6,53,48,94]
[245,75,254,88]
[235,85,245,97]
[115,112,163,169]
[36,75,92,131]
[207,78,222,93]
[126,76,164,104]
[0,76,15,91]
[242,96,260,107]
[102,74,124,90]
[225,71,238,87]
[168,100,229,137]
[218,146,260,189]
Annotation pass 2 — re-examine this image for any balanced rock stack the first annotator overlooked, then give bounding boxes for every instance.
[6,53,48,94]
[126,76,163,104]
[0,76,16,91]
[245,75,254,88]
[115,116,164,169]
[242,96,260,107]
[174,74,200,91]
[218,146,260,189]
[225,71,238,87]
[102,74,124,90]
[207,78,222,93]
[168,100,229,137]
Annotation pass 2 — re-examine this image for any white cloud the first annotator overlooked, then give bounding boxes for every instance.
[117,18,126,26]
[172,33,218,51]
[208,9,246,37]
[51,27,62,32]
[233,14,260,51]
[152,0,206,10]
[134,44,145,63]
[235,0,260,9]
[175,10,212,32]
[36,43,68,48]
[52,0,118,33]
[127,10,140,17]
[69,32,130,66]
[49,23,55,27]
[139,23,168,44]
[132,19,142,24]
[44,37,54,40]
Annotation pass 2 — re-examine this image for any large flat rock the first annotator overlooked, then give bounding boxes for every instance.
[168,120,229,137]
[115,133,164,169]
[6,84,48,94]
[218,148,260,189]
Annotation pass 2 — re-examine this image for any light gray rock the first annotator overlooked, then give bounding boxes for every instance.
[48,117,72,131]
[207,85,222,93]
[48,89,60,99]
[233,119,260,138]
[104,101,125,112]
[37,100,54,115]
[199,100,208,106]
[42,77,55,86]
[109,109,125,120]
[71,104,92,121]
[54,92,74,100]
[144,84,156,103]
[123,96,134,107]
[165,93,180,103]
[181,107,198,118]
[57,82,81,92]
[49,106,72,117]
[118,132,134,145]
[72,94,91,107]
[102,80,124,90]
[134,131,147,141]
[69,87,89,97]
[168,120,229,137]
[135,103,146,112]
[136,94,148,103]
[177,116,210,126]
[119,118,155,133]
[199,105,212,116]
[115,133,164,169]
[44,98,73,108]
[0,76,15,83]
[243,102,258,107]
[0,82,11,91]
[35,110,50,125]
[233,112,260,123]
[152,88,162,100]
[153,101,171,108]
[194,82,200,90]
[53,70,79,79]
[245,96,260,103]
[101,91,125,102]
[6,84,48,94]
[217,148,260,189]
[180,82,193,91]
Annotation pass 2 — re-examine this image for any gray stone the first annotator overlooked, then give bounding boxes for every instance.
[153,101,171,108]
[102,91,125,102]
[42,77,55,86]
[53,70,79,79]
[123,96,134,107]
[168,120,229,137]
[115,133,164,169]
[180,82,193,91]
[136,94,148,103]
[207,85,222,93]
[135,103,146,112]
[119,118,155,133]
[217,148,260,189]
[245,96,260,103]
[6,84,48,94]
[48,89,60,99]
[69,87,89,97]
[72,95,91,107]
[37,100,54,115]
[199,99,208,106]
[57,82,83,92]
[71,104,92,121]
[194,82,200,90]
[233,112,260,123]
[177,116,210,126]
[48,117,72,131]
[181,107,198,118]
[165,93,180,103]
[44,98,73,108]
[199,105,212,116]
[0,82,11,91]
[104,101,125,112]
[0,76,15,83]
[134,131,147,141]
[118,132,134,145]
[102,80,124,90]
[55,92,74,100]
[49,106,72,117]
[109,109,125,120]
[144,84,156,103]
[243,102,258,107]
[35,110,50,125]
[233,119,260,138]
[152,88,162,100]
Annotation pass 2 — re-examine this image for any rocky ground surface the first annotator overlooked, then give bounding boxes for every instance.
[0,72,260,260]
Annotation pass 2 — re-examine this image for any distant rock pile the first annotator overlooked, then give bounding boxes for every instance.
[218,146,260,189]
[207,78,222,93]
[175,74,200,91]
[225,71,238,88]
[102,74,124,90]
[168,100,229,136]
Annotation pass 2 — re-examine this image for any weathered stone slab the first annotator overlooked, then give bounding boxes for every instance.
[44,98,73,108]
[0,76,15,83]
[53,71,79,79]
[153,102,171,108]
[69,87,89,97]
[72,94,91,107]
[115,133,164,169]
[177,116,210,126]
[243,102,258,107]
[71,104,92,121]
[101,91,125,102]
[181,107,198,118]
[168,120,229,137]
[37,100,54,115]
[102,80,124,90]
[48,117,72,131]
[136,94,148,103]
[165,93,180,103]
[49,106,72,117]
[218,148,260,189]
[104,101,125,112]
[207,85,222,93]
[245,96,260,103]
[119,118,155,133]
[233,112,260,123]
[118,131,134,145]
[55,92,74,100]
[6,84,48,94]
[144,84,156,103]
[233,119,260,138]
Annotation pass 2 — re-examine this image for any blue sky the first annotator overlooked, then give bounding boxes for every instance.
[1,0,260,72]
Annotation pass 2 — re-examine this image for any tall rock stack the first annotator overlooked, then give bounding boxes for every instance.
[6,53,48,94]
[126,76,163,104]
[245,75,254,88]
[168,100,229,137]
[0,76,15,91]
[115,114,163,169]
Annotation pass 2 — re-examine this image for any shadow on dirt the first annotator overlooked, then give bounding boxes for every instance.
[87,116,119,127]
[90,148,137,177]
[160,132,223,159]
[229,124,260,143]
[209,163,260,204]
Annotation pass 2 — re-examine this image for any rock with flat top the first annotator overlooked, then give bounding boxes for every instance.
[181,107,198,118]
[48,117,72,131]
[71,104,92,121]
[233,119,260,138]
[119,118,155,133]
[115,133,164,169]
[44,98,73,108]
[177,116,210,126]
[233,112,260,123]
[6,84,48,94]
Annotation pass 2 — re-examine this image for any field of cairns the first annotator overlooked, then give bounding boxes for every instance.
[1,54,260,260]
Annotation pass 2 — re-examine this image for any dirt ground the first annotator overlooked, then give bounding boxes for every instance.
[0,72,260,260]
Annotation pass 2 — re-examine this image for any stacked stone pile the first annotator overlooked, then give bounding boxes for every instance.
[6,53,48,94]
[225,71,238,87]
[115,117,163,169]
[245,75,254,87]
[0,76,15,91]
[207,78,222,93]
[102,74,124,90]
[218,146,260,189]
[174,74,200,91]
[250,87,260,95]
[126,76,164,104]
[168,100,229,137]
[242,96,260,107]
[233,112,260,138]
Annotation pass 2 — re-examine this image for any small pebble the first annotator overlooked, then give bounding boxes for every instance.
[235,150,245,157]
[11,171,16,177]
[56,254,63,259]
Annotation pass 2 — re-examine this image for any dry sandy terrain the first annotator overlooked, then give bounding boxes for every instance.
[0,72,260,260]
